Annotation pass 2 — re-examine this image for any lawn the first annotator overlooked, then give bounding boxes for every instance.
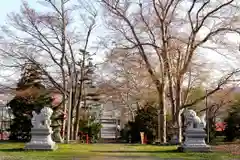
[0,143,239,160]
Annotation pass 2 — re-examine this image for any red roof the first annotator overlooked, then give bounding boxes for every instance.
[50,93,63,107]
[215,122,226,131]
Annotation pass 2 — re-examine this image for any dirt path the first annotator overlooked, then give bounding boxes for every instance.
[87,156,161,160]
[213,144,240,155]
[87,156,184,160]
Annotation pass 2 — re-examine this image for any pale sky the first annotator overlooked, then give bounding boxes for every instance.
[0,1,38,24]
[0,1,36,86]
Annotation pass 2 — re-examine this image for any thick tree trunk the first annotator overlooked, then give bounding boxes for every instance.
[167,70,176,123]
[174,81,181,119]
[170,78,183,144]
[157,84,167,144]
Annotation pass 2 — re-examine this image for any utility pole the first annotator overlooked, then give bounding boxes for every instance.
[205,89,210,144]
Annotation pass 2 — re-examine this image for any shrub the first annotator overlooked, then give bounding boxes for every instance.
[122,103,158,144]
[8,94,53,142]
[224,104,240,141]
[79,118,102,143]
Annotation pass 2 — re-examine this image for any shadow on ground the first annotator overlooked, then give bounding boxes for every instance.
[0,148,24,152]
[0,148,56,152]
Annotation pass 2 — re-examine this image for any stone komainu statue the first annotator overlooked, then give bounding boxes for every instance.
[183,109,206,129]
[31,107,53,129]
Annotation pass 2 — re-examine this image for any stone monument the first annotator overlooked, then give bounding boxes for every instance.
[24,107,58,150]
[178,109,211,152]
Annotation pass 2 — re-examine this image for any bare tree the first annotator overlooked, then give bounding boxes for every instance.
[0,0,97,142]
[99,49,157,121]
[100,0,240,143]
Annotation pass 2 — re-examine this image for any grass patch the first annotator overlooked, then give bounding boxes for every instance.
[0,143,238,160]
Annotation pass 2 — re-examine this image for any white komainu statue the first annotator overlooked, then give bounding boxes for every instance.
[31,107,53,129]
[183,109,206,129]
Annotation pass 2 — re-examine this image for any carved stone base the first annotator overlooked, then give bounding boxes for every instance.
[24,128,57,151]
[178,128,211,152]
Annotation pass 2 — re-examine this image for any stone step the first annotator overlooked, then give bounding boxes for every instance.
[101,132,115,134]
[101,133,116,136]
[101,128,116,131]
[101,136,116,139]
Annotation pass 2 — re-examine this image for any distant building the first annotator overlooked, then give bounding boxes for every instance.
[99,101,121,140]
[0,88,14,140]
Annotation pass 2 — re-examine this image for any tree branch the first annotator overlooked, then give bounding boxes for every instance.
[183,69,240,109]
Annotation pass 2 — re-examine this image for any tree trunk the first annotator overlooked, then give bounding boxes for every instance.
[66,77,73,143]
[167,69,175,123]
[157,84,166,144]
[177,118,182,144]
[61,93,67,141]
[60,0,67,142]
[177,108,185,143]
[70,96,75,140]
[170,78,183,144]
[175,83,181,119]
[74,52,86,140]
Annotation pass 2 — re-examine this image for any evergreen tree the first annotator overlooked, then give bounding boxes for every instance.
[8,62,52,141]
[75,54,102,141]
[72,50,102,139]
[224,101,240,142]
[127,102,158,144]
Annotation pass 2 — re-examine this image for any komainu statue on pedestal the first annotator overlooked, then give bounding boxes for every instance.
[178,109,210,152]
[25,107,57,151]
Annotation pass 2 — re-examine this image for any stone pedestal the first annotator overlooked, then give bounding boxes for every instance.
[24,127,57,151]
[178,128,211,152]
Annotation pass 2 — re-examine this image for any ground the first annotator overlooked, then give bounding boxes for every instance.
[214,143,240,155]
[0,143,239,160]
